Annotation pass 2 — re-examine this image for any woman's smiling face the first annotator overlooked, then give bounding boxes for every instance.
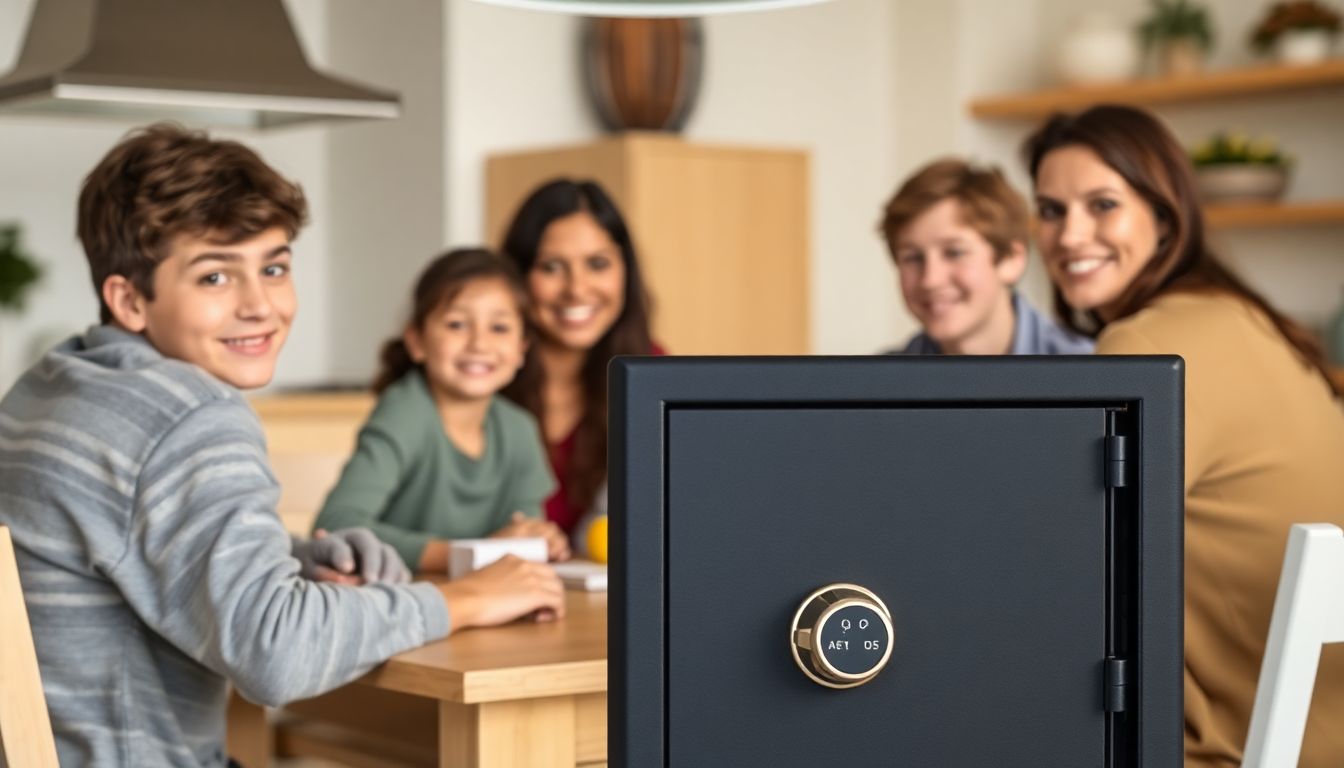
[526,211,626,351]
[1033,145,1164,321]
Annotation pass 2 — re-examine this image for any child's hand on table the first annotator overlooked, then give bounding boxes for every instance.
[439,554,565,631]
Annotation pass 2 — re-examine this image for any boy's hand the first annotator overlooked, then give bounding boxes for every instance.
[491,511,571,562]
[439,555,565,632]
[295,528,411,585]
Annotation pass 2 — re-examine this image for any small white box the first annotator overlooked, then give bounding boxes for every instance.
[552,560,608,592]
[447,537,548,579]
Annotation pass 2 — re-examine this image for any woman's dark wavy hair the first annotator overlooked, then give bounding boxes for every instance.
[372,248,529,395]
[499,178,655,513]
[1024,104,1339,398]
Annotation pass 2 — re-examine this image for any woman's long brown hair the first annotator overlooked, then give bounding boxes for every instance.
[499,179,655,514]
[1024,104,1340,399]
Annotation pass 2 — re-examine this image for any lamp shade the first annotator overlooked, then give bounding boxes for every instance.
[469,0,831,17]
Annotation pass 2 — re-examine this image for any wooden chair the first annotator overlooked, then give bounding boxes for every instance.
[1243,523,1344,767]
[0,525,60,767]
[249,392,375,535]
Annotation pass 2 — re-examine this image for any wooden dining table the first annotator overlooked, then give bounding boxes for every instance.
[227,590,608,768]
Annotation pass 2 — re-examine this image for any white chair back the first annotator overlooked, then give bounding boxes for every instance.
[1243,523,1344,767]
[0,525,60,767]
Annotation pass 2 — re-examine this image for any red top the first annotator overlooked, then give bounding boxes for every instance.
[543,428,584,533]
[543,343,665,533]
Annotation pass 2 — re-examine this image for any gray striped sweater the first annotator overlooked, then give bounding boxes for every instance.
[0,325,450,767]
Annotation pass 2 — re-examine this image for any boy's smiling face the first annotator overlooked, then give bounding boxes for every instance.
[104,226,296,390]
[893,197,1025,354]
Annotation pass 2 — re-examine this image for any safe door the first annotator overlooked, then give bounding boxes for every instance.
[611,357,1182,768]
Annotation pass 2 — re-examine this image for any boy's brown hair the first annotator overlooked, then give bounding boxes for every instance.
[78,123,308,323]
[879,158,1029,263]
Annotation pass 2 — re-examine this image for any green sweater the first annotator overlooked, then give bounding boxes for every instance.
[313,371,556,568]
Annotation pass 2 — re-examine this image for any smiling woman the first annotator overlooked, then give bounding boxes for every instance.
[499,179,659,540]
[1025,104,1344,767]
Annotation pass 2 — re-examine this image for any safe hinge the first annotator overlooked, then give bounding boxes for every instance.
[1103,657,1129,713]
[1104,435,1130,489]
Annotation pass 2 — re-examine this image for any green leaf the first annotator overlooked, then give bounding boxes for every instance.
[0,223,42,312]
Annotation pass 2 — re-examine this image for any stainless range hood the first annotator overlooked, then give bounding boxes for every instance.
[0,0,400,129]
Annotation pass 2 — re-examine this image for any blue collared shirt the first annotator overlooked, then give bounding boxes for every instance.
[897,293,1095,355]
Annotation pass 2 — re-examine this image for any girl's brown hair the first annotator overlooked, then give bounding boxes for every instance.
[1023,104,1340,398]
[372,248,529,395]
[499,179,655,514]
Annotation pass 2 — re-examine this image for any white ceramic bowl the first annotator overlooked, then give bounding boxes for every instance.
[1195,165,1289,203]
[1274,29,1336,65]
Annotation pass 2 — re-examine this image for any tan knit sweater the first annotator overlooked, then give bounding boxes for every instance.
[1097,290,1344,767]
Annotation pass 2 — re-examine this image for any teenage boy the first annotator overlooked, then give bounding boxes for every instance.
[879,158,1093,355]
[0,124,563,766]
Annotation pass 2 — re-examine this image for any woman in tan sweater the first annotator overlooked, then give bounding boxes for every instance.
[1024,104,1344,767]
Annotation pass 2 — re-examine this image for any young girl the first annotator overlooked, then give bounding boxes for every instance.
[313,248,569,572]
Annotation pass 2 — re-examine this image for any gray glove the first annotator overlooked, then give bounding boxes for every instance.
[293,528,411,585]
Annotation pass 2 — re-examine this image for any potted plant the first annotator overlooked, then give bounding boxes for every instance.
[0,224,41,313]
[0,223,42,384]
[1251,1,1341,64]
[1138,0,1215,76]
[1190,132,1293,202]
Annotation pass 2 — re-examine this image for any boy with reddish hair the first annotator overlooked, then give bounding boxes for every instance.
[880,158,1092,355]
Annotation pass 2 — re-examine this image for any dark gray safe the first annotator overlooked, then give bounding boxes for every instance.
[610,357,1183,767]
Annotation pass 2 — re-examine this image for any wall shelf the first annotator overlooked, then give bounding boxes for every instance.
[1205,200,1344,229]
[969,59,1344,120]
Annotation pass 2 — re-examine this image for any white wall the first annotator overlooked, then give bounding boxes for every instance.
[687,0,902,354]
[442,0,599,246]
[322,0,446,383]
[890,0,1057,313]
[0,0,335,391]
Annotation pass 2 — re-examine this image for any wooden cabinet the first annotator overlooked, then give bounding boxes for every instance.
[486,133,810,355]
